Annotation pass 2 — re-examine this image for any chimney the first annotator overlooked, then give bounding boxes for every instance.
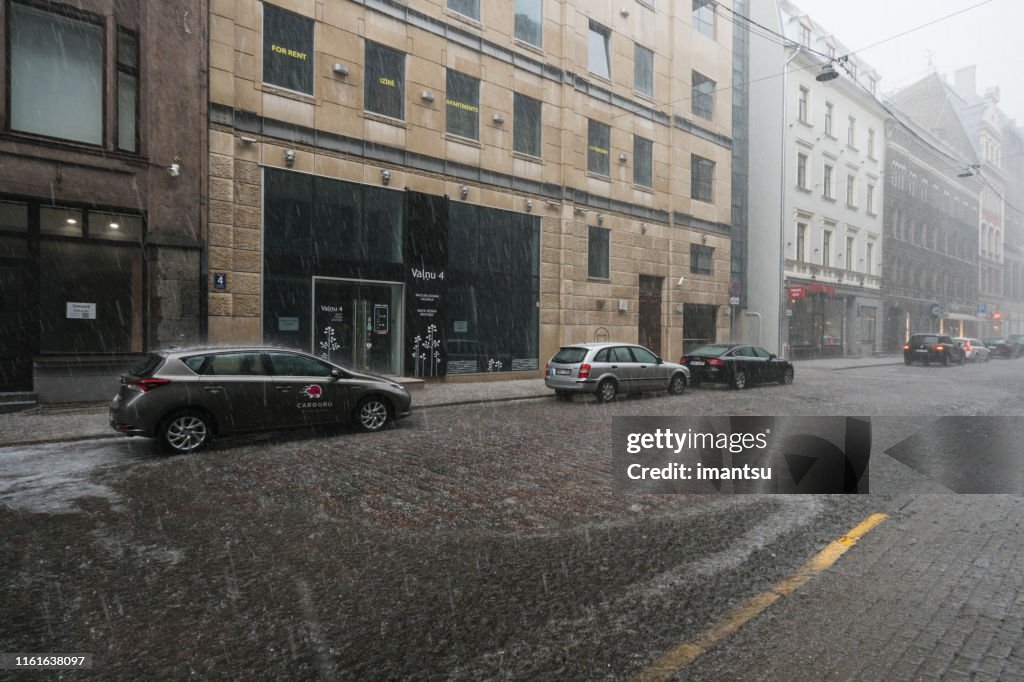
[954,66,977,98]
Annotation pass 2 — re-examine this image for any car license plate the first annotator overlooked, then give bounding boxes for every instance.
[690,360,704,366]
[555,368,571,375]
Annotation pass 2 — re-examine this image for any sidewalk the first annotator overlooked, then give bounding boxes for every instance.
[0,356,901,448]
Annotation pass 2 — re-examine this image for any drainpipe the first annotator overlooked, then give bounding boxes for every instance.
[778,48,802,359]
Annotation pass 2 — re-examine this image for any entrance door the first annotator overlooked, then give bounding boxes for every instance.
[0,264,33,391]
[638,275,663,355]
[313,278,402,375]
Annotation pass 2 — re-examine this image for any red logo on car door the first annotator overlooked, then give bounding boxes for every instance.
[301,385,323,399]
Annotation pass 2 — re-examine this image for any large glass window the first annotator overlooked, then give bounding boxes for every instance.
[690,244,713,274]
[262,4,314,95]
[513,93,542,157]
[588,226,610,279]
[447,0,480,20]
[117,30,138,152]
[692,71,715,120]
[514,0,542,47]
[693,0,715,38]
[634,44,654,97]
[691,155,715,202]
[365,41,405,120]
[588,21,611,79]
[633,136,653,188]
[10,3,103,145]
[588,119,611,176]
[446,71,480,140]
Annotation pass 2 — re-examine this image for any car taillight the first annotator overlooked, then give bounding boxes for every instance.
[679,356,688,364]
[123,376,171,392]
[544,362,549,374]
[708,358,725,366]
[578,363,591,379]
[965,341,972,351]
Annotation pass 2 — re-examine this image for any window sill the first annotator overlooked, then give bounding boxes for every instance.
[259,82,316,104]
[846,204,858,211]
[362,111,409,128]
[866,211,877,218]
[0,131,148,165]
[443,8,483,30]
[586,171,612,182]
[513,38,544,56]
[796,185,812,193]
[588,276,611,283]
[822,196,836,203]
[692,196,714,204]
[588,72,614,87]
[633,90,656,104]
[445,133,482,148]
[512,151,543,164]
[847,144,860,153]
[797,119,813,128]
[632,183,654,193]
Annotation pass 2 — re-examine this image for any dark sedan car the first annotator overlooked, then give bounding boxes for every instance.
[109,348,412,453]
[903,334,965,366]
[986,335,1024,359]
[680,343,794,389]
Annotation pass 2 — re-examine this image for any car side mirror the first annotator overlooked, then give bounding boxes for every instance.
[769,354,777,360]
[655,356,663,364]
[330,368,343,380]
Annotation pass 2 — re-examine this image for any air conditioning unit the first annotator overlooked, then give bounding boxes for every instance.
[618,299,629,312]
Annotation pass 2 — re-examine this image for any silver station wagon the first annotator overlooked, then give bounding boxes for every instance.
[544,342,690,402]
[109,347,412,453]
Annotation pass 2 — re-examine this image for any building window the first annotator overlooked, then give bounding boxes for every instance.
[514,0,543,47]
[798,86,809,123]
[587,119,611,175]
[513,93,542,157]
[633,136,653,188]
[796,222,806,262]
[635,44,654,97]
[823,230,832,267]
[447,0,480,20]
[824,101,833,136]
[866,184,875,214]
[691,155,715,202]
[846,174,857,207]
[364,41,405,120]
[692,71,715,120]
[847,62,857,80]
[588,21,611,79]
[823,163,834,199]
[847,116,856,147]
[865,242,873,275]
[446,70,480,140]
[826,44,836,60]
[846,236,855,270]
[10,3,103,145]
[263,4,314,95]
[588,226,610,279]
[116,30,138,153]
[690,244,714,275]
[867,128,876,158]
[799,24,811,47]
[797,152,808,189]
[693,0,715,38]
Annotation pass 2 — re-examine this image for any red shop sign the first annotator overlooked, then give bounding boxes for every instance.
[806,283,835,295]
[787,286,806,300]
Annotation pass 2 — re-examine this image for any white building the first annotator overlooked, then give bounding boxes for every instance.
[744,0,886,357]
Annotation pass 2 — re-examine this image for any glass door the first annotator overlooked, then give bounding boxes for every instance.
[312,278,402,375]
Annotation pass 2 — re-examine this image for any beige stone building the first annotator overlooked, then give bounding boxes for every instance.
[207,0,733,379]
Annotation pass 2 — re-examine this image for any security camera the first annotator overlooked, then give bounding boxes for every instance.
[677,276,686,287]
[168,163,180,178]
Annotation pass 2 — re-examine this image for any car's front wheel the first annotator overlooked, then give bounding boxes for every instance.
[668,373,687,395]
[354,396,391,432]
[159,410,213,454]
[596,378,618,402]
[779,366,794,384]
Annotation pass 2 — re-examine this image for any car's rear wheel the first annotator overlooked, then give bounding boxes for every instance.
[780,366,794,384]
[668,373,687,395]
[354,396,391,432]
[731,368,747,390]
[159,410,213,454]
[596,378,618,402]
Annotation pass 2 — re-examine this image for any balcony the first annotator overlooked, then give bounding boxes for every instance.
[786,260,882,289]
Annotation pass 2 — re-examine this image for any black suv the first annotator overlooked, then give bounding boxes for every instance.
[903,334,965,366]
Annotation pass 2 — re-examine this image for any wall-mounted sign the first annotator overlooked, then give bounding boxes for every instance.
[373,305,389,333]
[787,286,806,300]
[66,302,96,320]
[729,296,740,306]
[214,273,227,290]
[453,320,468,333]
[278,316,299,331]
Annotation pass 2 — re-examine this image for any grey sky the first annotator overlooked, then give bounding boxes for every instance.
[788,0,1024,125]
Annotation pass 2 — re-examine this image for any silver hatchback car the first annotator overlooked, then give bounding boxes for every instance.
[109,347,412,453]
[544,342,690,402]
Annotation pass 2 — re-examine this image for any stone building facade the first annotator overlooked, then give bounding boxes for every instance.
[0,0,207,400]
[206,0,734,379]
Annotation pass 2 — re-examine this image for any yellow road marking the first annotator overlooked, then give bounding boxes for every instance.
[632,512,888,682]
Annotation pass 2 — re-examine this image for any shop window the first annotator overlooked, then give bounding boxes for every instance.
[691,155,715,202]
[264,169,313,256]
[690,244,713,275]
[263,275,311,350]
[446,70,480,140]
[10,3,103,145]
[513,93,542,157]
[514,0,543,47]
[262,4,314,95]
[588,226,610,279]
[41,207,84,238]
[692,71,715,120]
[447,0,480,20]
[635,44,654,97]
[365,41,405,120]
[588,119,611,176]
[117,30,138,152]
[90,212,143,242]
[588,21,611,79]
[633,136,653,188]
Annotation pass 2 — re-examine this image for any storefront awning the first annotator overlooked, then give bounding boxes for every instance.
[942,313,985,322]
